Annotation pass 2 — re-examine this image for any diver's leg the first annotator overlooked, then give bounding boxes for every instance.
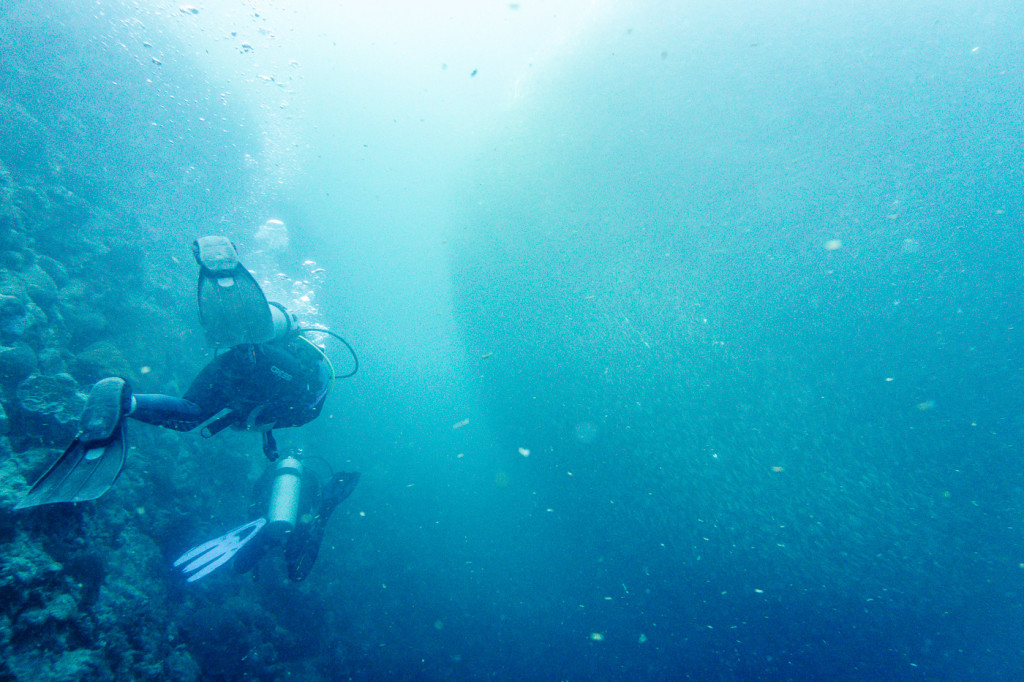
[284,519,321,582]
[186,346,257,403]
[129,394,204,431]
[130,349,248,431]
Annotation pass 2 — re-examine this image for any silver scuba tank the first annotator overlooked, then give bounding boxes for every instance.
[268,301,298,342]
[267,456,303,537]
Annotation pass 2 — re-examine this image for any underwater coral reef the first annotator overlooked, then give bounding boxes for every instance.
[0,7,351,680]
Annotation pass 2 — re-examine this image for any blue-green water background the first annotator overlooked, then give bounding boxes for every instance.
[3,0,1024,679]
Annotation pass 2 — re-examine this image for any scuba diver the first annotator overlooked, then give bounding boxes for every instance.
[233,457,358,583]
[17,235,360,582]
[173,455,360,583]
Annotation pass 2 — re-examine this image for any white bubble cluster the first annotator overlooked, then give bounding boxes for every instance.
[247,218,323,324]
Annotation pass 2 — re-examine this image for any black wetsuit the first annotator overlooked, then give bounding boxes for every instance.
[130,338,330,433]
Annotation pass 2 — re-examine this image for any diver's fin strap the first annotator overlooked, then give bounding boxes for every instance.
[244,404,275,432]
[193,407,278,439]
[194,408,236,438]
[192,236,240,275]
[173,517,267,583]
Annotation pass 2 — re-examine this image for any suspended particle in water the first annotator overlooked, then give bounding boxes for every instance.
[574,421,599,444]
[518,447,530,457]
[823,239,842,251]
[590,632,604,642]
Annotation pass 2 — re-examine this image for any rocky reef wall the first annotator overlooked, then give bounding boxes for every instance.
[0,98,216,681]
[0,5,340,680]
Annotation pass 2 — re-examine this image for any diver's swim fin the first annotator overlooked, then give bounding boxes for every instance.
[16,377,131,510]
[321,471,361,519]
[193,235,274,346]
[285,514,324,582]
[174,517,267,582]
[15,425,127,509]
[285,471,360,582]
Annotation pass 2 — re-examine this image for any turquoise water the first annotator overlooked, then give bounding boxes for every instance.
[1,0,1022,679]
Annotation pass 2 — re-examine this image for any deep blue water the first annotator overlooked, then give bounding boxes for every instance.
[3,0,1024,679]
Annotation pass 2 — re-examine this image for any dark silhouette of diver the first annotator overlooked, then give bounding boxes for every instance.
[234,459,360,582]
[18,236,359,582]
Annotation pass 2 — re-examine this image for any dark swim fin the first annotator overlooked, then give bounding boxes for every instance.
[15,425,127,509]
[285,515,323,582]
[284,472,360,582]
[16,377,131,510]
[193,235,274,346]
[321,471,361,519]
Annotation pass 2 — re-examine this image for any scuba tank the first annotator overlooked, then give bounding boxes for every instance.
[268,301,297,342]
[266,456,303,538]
